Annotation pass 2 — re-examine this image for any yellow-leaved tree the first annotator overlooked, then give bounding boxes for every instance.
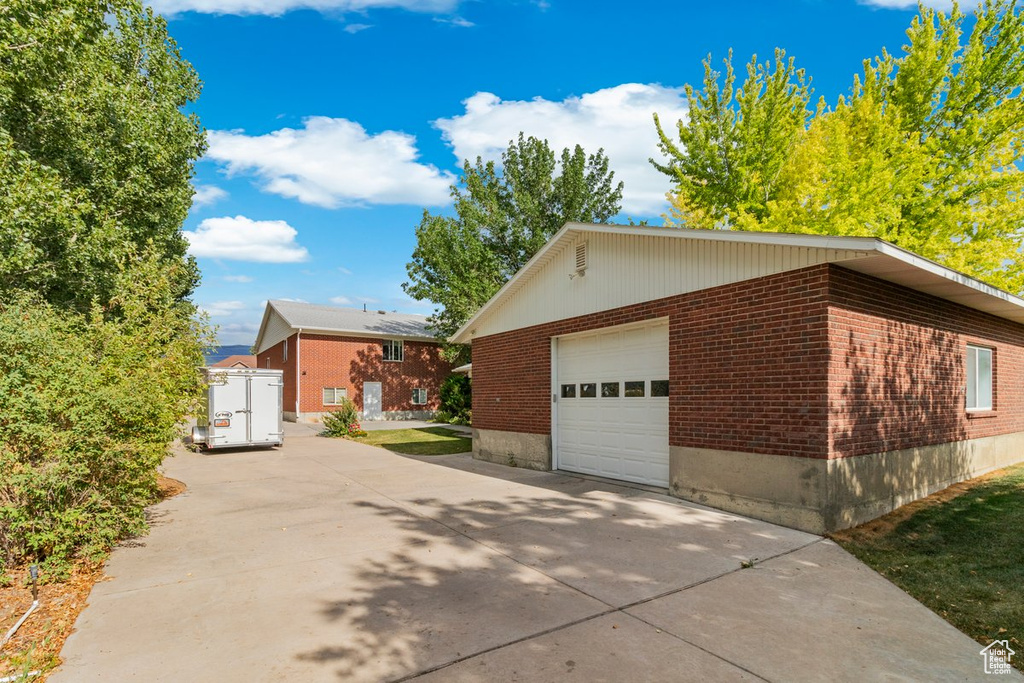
[653,0,1024,293]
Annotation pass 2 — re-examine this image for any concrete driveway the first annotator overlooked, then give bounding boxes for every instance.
[53,427,1003,682]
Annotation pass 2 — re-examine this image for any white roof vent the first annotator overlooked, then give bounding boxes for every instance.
[574,242,588,276]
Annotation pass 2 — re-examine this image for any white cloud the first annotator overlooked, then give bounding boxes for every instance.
[433,15,473,26]
[434,84,689,215]
[202,300,246,317]
[344,23,373,32]
[185,215,310,263]
[338,266,353,275]
[329,295,353,305]
[150,0,457,17]
[206,117,454,208]
[192,184,228,207]
[223,274,253,283]
[858,0,956,9]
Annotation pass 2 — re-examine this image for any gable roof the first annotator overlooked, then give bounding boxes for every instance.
[254,300,437,354]
[451,222,1024,344]
[211,354,257,368]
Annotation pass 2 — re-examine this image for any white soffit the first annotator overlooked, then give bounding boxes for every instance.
[450,223,1024,343]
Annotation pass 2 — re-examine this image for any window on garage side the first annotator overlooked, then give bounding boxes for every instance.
[412,388,428,405]
[580,383,597,398]
[561,384,576,398]
[383,339,404,362]
[651,380,669,397]
[323,387,347,405]
[601,382,619,397]
[966,344,993,411]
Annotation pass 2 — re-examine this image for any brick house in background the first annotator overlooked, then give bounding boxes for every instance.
[254,301,451,422]
[211,354,257,369]
[451,222,1024,533]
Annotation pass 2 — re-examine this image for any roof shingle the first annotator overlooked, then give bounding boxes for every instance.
[269,300,435,339]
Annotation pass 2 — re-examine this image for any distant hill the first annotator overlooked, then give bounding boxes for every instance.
[204,345,253,366]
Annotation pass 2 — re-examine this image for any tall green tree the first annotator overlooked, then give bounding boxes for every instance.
[405,133,624,345]
[0,0,211,577]
[652,49,812,228]
[0,0,206,309]
[653,0,1024,293]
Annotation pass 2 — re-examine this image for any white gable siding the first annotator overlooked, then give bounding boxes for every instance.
[470,231,873,339]
[256,309,294,354]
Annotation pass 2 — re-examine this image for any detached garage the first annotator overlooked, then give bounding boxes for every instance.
[452,222,1024,534]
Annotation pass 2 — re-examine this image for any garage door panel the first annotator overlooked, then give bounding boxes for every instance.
[556,321,669,487]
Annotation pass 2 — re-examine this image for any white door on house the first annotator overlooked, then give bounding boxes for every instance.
[555,320,670,487]
[363,382,383,421]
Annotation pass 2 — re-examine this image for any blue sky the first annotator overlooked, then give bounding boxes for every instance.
[167,0,959,344]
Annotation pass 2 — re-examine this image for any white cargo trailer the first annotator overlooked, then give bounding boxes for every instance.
[192,367,284,450]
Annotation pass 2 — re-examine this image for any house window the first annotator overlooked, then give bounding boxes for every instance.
[323,387,347,405]
[561,384,576,398]
[283,338,288,362]
[966,345,993,411]
[580,383,597,398]
[383,339,404,362]
[411,388,428,405]
[651,380,669,397]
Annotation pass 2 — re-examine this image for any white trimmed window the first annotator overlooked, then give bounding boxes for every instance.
[383,339,404,362]
[323,387,347,406]
[966,345,993,411]
[411,388,428,405]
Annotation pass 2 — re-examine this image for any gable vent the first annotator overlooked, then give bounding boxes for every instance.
[574,242,588,276]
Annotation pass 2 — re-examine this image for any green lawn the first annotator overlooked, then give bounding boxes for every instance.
[354,427,472,455]
[832,464,1024,672]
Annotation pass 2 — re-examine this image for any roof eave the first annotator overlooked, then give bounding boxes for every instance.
[296,327,440,343]
[449,222,1024,343]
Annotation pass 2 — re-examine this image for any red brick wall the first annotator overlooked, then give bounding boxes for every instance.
[257,334,297,412]
[828,266,1024,458]
[295,334,451,413]
[672,266,831,457]
[472,266,832,457]
[472,263,1024,462]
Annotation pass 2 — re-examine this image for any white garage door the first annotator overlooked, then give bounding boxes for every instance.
[554,320,669,486]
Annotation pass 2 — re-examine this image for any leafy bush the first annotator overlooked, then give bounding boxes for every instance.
[0,257,209,581]
[439,375,472,423]
[322,398,360,437]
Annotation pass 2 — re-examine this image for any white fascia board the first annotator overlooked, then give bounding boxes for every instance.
[252,302,281,355]
[871,241,1024,314]
[565,222,881,252]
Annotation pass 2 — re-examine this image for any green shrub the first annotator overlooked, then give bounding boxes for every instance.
[321,398,360,437]
[439,375,472,422]
[0,257,209,581]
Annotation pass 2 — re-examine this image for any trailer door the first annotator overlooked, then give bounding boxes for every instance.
[209,372,250,447]
[248,374,284,445]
